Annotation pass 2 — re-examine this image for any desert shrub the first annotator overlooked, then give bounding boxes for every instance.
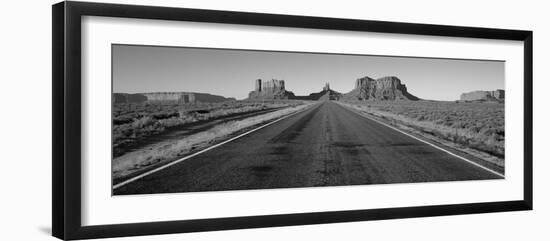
[345,100,504,158]
[152,111,179,120]
[113,116,134,125]
[111,100,304,156]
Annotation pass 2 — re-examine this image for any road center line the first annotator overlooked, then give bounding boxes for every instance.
[113,103,317,190]
[335,102,505,178]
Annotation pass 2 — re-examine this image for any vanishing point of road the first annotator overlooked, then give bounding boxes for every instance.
[114,101,503,195]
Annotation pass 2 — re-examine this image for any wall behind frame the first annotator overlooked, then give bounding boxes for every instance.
[0,0,547,241]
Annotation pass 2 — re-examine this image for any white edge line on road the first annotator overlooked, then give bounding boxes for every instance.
[113,104,315,190]
[336,102,505,178]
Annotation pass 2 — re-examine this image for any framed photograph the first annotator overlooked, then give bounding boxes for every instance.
[52,1,533,240]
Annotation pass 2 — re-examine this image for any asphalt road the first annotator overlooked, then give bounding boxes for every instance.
[114,101,502,195]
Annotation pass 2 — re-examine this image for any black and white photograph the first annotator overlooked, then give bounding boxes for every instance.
[111,44,505,195]
[1,0,543,240]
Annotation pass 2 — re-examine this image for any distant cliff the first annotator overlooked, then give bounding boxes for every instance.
[113,93,148,103]
[247,79,296,100]
[343,76,419,101]
[460,90,504,102]
[113,92,235,104]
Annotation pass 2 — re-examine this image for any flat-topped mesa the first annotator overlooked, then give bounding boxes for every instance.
[460,89,504,102]
[248,78,295,100]
[113,92,235,104]
[344,76,420,101]
[142,92,196,103]
[113,93,148,104]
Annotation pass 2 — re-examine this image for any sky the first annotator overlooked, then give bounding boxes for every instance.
[112,44,504,101]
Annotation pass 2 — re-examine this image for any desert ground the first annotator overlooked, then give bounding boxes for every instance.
[113,99,503,195]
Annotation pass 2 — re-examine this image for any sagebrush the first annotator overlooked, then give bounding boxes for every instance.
[342,100,504,158]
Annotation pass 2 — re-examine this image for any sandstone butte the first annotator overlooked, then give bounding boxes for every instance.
[341,76,420,101]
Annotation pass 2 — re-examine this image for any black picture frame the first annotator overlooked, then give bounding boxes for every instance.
[52,1,533,240]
